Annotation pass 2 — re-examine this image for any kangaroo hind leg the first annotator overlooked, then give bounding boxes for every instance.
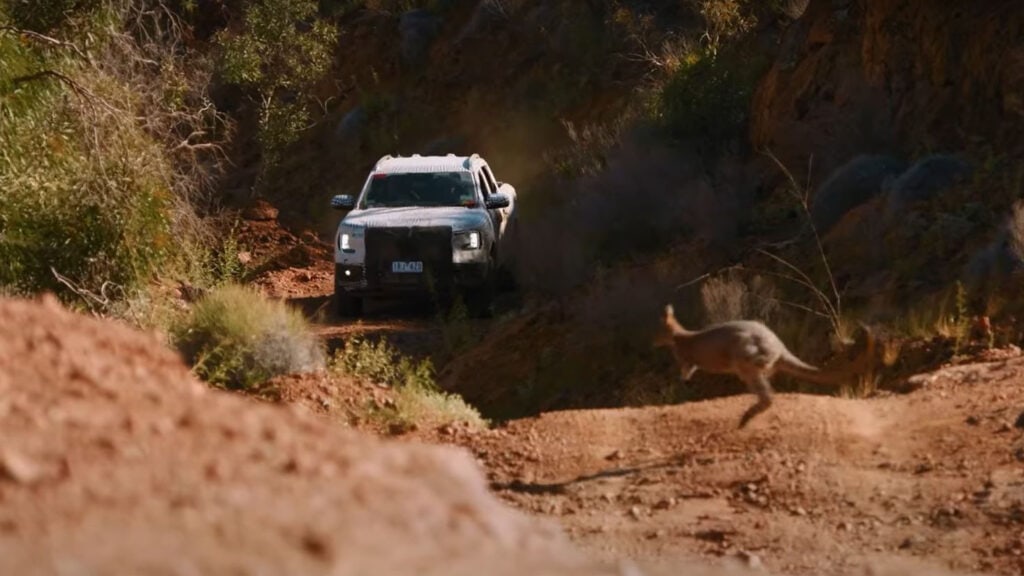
[738,371,774,429]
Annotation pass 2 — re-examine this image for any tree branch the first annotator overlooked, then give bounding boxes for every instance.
[0,25,90,62]
[11,70,121,114]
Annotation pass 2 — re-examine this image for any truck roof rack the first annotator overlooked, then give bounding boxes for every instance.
[374,154,393,169]
[463,153,480,169]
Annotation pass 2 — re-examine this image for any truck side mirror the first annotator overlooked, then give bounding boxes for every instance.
[485,192,511,209]
[331,194,357,211]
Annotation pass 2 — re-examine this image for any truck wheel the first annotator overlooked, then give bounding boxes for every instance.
[335,292,363,318]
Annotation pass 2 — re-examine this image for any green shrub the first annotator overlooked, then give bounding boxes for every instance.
[6,0,102,31]
[1,2,229,311]
[173,284,325,389]
[180,219,247,289]
[657,50,761,152]
[0,26,173,298]
[335,337,486,431]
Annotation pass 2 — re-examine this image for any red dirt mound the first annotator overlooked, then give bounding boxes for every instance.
[234,208,334,300]
[0,295,616,575]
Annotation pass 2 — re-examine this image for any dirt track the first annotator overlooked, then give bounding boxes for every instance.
[463,363,1024,575]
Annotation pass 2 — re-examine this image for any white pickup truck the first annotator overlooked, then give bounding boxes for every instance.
[330,153,518,317]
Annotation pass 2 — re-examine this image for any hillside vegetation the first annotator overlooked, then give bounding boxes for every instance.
[3,0,1023,418]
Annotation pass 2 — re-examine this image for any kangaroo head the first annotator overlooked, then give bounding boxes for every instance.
[653,304,682,347]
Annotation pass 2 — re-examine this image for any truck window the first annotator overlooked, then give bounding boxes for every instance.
[477,170,494,198]
[363,172,477,208]
[482,165,500,191]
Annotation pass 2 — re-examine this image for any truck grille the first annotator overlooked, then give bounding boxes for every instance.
[364,226,453,290]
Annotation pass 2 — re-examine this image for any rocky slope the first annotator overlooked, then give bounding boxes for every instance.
[752,0,1024,181]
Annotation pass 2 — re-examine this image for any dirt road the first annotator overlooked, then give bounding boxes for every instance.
[455,358,1024,575]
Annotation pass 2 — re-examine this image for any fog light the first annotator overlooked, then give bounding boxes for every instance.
[344,269,352,277]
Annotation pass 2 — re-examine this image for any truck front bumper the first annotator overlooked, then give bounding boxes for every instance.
[335,262,489,296]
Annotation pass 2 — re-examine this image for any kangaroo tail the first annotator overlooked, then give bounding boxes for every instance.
[776,350,836,385]
[777,323,878,386]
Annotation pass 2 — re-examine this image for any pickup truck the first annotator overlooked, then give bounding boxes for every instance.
[330,153,518,317]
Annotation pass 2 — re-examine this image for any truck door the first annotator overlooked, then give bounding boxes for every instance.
[477,169,501,241]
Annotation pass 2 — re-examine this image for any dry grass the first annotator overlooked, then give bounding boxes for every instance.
[699,273,778,324]
[334,337,486,432]
[692,0,755,53]
[172,284,324,390]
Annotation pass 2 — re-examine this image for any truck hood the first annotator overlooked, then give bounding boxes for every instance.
[340,206,490,232]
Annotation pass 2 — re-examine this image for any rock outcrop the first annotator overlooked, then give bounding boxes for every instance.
[752,0,1024,183]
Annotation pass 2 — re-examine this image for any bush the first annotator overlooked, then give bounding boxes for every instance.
[336,337,486,431]
[690,0,754,52]
[700,274,778,324]
[173,285,325,389]
[0,2,229,310]
[6,0,102,31]
[657,49,763,152]
[0,24,172,298]
[217,0,335,169]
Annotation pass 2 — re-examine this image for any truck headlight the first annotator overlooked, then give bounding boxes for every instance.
[339,233,352,251]
[455,230,481,250]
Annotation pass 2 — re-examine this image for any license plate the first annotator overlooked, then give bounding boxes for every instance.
[391,261,423,274]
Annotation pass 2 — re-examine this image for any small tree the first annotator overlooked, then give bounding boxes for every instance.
[217,0,335,170]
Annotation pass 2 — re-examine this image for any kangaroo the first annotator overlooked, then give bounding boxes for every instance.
[653,304,875,429]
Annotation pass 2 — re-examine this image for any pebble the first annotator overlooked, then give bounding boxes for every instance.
[653,497,676,510]
[900,535,927,550]
[735,550,763,570]
[0,450,42,485]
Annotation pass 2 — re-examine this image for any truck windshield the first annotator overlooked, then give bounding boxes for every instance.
[362,172,477,208]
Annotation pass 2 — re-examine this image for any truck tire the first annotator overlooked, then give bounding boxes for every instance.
[335,291,363,318]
